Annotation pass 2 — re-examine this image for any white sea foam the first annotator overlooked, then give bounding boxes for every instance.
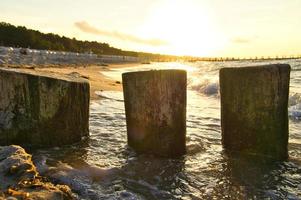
[289,103,301,119]
[190,80,219,96]
[289,93,301,119]
[37,160,118,198]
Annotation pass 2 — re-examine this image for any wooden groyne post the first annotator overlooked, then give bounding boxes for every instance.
[0,68,90,147]
[122,70,187,157]
[220,64,291,160]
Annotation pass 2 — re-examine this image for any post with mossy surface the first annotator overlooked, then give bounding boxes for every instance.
[122,70,187,157]
[220,64,291,160]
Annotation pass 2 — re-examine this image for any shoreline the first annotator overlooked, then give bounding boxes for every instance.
[1,63,140,100]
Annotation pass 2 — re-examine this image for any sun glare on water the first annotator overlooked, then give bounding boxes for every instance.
[138,0,225,56]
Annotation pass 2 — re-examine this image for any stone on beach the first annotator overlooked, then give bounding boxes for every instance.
[220,64,291,160]
[122,70,187,157]
[0,67,90,147]
[0,145,74,199]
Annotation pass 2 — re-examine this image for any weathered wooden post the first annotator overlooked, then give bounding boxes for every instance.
[122,70,187,157]
[0,68,90,147]
[220,64,290,160]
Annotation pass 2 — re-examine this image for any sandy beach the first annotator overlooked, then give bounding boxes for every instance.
[11,63,139,100]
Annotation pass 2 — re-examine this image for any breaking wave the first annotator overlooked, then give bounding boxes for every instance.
[190,80,219,96]
[289,93,301,120]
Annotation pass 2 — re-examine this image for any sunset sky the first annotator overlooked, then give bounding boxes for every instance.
[1,0,301,57]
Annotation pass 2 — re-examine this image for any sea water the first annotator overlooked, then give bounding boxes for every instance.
[33,60,301,199]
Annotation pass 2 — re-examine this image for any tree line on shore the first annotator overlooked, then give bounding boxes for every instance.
[0,22,179,61]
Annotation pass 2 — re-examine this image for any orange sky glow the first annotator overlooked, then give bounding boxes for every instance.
[1,0,301,57]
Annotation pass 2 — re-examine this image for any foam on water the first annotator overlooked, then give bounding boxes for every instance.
[289,103,301,120]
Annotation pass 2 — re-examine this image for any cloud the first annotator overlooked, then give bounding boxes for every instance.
[231,37,251,44]
[75,21,168,46]
[231,35,259,44]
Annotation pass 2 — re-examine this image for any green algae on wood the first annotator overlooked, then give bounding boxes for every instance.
[0,68,90,147]
[122,70,187,157]
[219,64,291,160]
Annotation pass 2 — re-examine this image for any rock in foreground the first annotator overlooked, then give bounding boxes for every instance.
[0,145,74,199]
[0,68,90,147]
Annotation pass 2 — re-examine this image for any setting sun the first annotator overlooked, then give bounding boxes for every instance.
[138,0,226,56]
